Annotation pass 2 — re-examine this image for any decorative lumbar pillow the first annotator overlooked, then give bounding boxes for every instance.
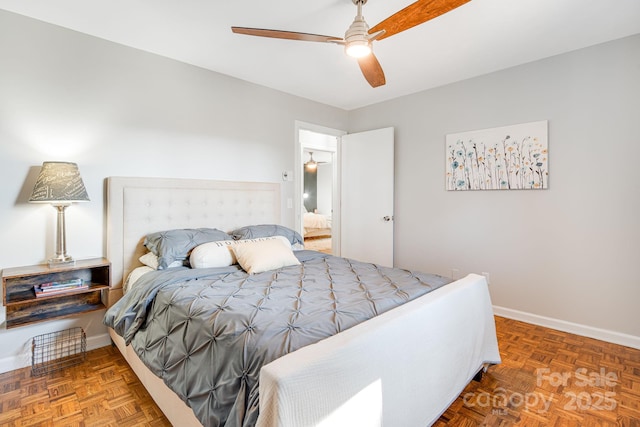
[190,236,291,269]
[231,238,301,275]
[143,228,233,269]
[230,224,304,247]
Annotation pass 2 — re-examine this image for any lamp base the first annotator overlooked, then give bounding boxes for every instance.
[48,255,75,268]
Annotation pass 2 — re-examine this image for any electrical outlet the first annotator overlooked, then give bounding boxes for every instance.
[451,268,460,280]
[482,272,490,284]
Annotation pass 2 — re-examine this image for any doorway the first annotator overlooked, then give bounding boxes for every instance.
[302,148,334,254]
[295,123,394,266]
[295,122,344,256]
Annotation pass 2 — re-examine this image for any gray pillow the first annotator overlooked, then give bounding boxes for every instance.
[230,224,304,246]
[144,228,232,269]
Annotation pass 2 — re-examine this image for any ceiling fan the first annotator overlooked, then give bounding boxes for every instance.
[232,0,471,88]
[305,152,325,170]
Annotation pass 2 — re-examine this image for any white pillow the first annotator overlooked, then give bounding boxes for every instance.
[231,238,300,275]
[123,266,154,294]
[189,240,236,268]
[139,252,182,270]
[190,236,291,269]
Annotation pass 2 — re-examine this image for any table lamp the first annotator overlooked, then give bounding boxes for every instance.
[29,161,90,267]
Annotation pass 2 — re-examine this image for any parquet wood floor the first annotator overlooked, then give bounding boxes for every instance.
[436,317,640,426]
[0,316,638,426]
[0,344,170,427]
[303,237,332,254]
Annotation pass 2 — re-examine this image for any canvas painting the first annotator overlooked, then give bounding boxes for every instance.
[446,120,548,191]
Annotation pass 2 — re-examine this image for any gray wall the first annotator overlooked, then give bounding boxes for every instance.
[0,10,348,370]
[348,34,640,338]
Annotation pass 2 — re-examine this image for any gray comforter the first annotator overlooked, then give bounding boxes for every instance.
[104,251,451,427]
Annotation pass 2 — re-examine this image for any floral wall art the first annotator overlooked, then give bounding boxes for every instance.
[445,120,548,191]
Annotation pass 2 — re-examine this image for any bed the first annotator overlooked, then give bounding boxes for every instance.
[303,210,332,239]
[104,176,501,427]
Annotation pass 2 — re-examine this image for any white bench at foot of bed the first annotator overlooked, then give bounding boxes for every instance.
[258,273,501,427]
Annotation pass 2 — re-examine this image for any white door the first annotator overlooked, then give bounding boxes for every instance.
[340,127,394,267]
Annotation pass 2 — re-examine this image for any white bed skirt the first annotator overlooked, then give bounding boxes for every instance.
[110,273,500,427]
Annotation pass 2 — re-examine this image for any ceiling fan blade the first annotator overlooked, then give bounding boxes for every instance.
[357,53,386,88]
[369,0,471,41]
[232,27,342,43]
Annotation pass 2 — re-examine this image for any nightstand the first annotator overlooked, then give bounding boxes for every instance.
[2,258,110,329]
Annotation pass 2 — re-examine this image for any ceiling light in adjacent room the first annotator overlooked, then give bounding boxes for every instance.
[305,152,318,170]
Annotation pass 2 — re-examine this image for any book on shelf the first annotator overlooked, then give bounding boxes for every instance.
[39,278,83,289]
[34,279,88,297]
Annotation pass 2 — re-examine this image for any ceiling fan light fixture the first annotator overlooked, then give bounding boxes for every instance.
[345,40,371,58]
[344,2,372,59]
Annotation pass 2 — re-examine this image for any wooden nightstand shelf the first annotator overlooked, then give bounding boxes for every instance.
[2,258,110,329]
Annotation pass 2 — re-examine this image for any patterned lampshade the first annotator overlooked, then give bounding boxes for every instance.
[29,162,90,203]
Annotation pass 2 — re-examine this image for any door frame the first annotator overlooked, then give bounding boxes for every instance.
[294,121,346,255]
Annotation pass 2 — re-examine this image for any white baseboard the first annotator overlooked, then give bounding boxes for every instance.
[493,305,640,350]
[87,332,113,351]
[0,332,112,374]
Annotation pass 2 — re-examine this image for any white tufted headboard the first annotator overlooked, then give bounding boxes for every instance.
[105,177,281,306]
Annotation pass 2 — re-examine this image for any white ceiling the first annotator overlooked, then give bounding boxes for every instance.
[1,0,639,110]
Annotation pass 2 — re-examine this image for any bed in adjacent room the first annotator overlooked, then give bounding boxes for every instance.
[103,176,501,427]
[303,210,332,239]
